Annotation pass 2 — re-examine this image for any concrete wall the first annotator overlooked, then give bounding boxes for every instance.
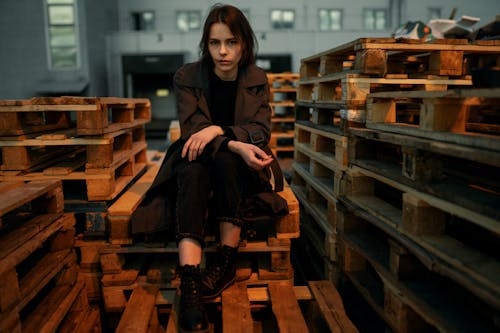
[0,0,55,99]
[0,0,118,99]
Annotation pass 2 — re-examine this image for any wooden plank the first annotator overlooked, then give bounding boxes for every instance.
[165,291,180,333]
[268,284,309,333]
[0,179,62,216]
[58,307,101,333]
[22,281,85,333]
[116,285,159,333]
[0,213,64,275]
[350,166,500,234]
[108,164,161,215]
[0,181,24,194]
[222,284,253,333]
[0,104,99,112]
[18,249,75,309]
[308,281,359,333]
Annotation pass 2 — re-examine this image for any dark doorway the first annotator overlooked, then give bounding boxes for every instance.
[122,54,184,139]
[256,54,292,73]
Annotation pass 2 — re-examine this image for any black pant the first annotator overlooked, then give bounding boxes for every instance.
[175,151,256,247]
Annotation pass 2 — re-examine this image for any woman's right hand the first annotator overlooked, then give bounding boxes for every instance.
[228,141,273,170]
[182,125,224,161]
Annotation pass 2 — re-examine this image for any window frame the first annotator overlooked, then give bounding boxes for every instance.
[131,10,156,31]
[176,10,202,32]
[270,9,296,30]
[363,8,388,31]
[318,8,343,31]
[45,0,80,70]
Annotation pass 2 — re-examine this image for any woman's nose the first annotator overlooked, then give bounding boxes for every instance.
[220,44,227,55]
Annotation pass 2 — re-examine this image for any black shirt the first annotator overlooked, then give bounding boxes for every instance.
[209,69,237,127]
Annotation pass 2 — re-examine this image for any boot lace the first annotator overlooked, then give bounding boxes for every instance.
[180,266,201,308]
[204,254,229,288]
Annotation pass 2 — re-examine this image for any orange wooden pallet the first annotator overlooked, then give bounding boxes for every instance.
[300,37,500,79]
[0,125,147,171]
[0,96,151,136]
[0,145,148,201]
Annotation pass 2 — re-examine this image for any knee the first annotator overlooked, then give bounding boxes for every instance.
[178,162,209,186]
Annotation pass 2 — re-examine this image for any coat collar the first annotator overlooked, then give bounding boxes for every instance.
[178,61,267,89]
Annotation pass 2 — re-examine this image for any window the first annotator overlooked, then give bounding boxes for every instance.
[319,9,342,31]
[363,8,388,30]
[131,11,155,31]
[46,0,79,69]
[176,10,201,32]
[428,7,442,20]
[270,10,295,30]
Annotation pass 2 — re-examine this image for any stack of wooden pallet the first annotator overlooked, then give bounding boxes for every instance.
[0,180,100,332]
[0,96,151,201]
[0,96,152,304]
[267,73,300,159]
[292,37,500,332]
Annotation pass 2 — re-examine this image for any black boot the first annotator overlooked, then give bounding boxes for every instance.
[178,265,209,333]
[200,244,238,300]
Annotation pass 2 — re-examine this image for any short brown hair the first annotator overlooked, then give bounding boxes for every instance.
[199,4,257,68]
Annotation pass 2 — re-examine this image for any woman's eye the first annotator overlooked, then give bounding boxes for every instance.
[209,40,218,46]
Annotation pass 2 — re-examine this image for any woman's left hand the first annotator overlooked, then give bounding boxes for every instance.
[228,141,273,170]
[182,125,223,161]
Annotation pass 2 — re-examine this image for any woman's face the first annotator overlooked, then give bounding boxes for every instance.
[208,22,242,81]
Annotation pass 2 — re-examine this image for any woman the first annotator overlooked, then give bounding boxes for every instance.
[133,4,287,332]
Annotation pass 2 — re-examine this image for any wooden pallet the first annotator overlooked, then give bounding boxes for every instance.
[98,237,294,290]
[0,96,151,136]
[295,201,339,285]
[0,185,86,333]
[338,206,499,333]
[295,101,365,135]
[295,122,348,169]
[348,127,500,214]
[267,73,300,87]
[365,88,500,150]
[300,38,500,79]
[18,280,99,333]
[0,145,148,201]
[340,166,500,311]
[0,125,147,171]
[61,151,166,239]
[111,280,358,333]
[0,179,64,228]
[269,131,295,155]
[297,72,472,106]
[268,73,299,160]
[76,233,293,308]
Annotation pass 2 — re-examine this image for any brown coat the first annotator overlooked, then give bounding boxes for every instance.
[131,61,280,235]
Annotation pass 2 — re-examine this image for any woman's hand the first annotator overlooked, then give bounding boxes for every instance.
[182,125,223,161]
[228,141,273,170]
